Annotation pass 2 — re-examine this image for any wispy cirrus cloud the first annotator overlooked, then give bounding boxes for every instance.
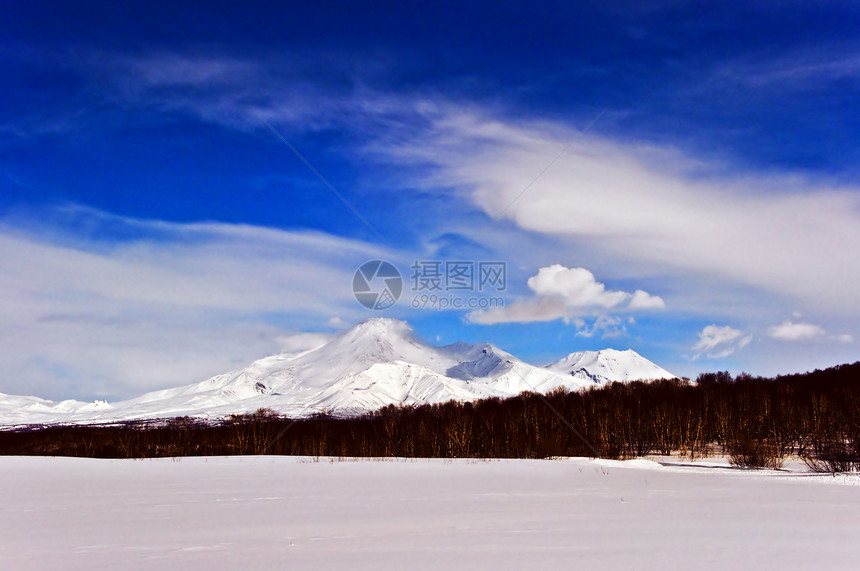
[0,206,392,400]
[386,107,860,321]
[4,49,858,382]
[692,325,752,359]
[95,51,407,135]
[82,54,859,350]
[712,45,860,89]
[574,315,631,340]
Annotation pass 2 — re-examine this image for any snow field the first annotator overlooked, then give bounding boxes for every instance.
[1,455,858,569]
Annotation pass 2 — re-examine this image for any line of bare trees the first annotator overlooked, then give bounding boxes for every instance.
[2,362,858,471]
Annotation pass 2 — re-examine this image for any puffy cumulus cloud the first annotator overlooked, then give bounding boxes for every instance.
[468,265,664,324]
[692,325,753,359]
[527,266,631,308]
[768,320,826,341]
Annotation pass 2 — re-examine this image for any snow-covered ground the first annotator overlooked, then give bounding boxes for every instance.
[1,456,858,569]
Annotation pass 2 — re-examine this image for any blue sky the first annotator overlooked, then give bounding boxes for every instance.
[1,1,859,399]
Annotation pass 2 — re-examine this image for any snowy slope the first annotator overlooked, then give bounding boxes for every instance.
[0,319,675,426]
[545,348,676,384]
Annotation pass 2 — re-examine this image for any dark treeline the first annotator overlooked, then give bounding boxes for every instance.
[2,362,859,471]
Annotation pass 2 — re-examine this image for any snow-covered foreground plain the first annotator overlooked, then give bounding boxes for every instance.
[1,456,858,569]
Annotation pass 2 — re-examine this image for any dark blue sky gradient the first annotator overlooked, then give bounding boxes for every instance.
[1,1,858,394]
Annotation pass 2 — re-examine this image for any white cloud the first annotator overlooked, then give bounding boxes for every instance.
[97,52,405,136]
[837,334,854,344]
[127,54,261,87]
[16,52,858,378]
[692,325,752,359]
[768,320,826,341]
[575,315,627,339]
[276,332,335,355]
[715,47,860,88]
[528,265,630,308]
[0,208,389,400]
[468,264,664,324]
[392,108,860,319]
[27,53,860,325]
[75,55,860,322]
[629,290,666,310]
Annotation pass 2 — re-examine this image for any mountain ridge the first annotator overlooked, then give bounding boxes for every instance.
[0,318,675,426]
[546,348,676,385]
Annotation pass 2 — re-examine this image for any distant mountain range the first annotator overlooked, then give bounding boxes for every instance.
[0,318,675,426]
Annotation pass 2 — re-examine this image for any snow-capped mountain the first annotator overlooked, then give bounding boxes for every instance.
[546,349,676,384]
[0,318,675,426]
